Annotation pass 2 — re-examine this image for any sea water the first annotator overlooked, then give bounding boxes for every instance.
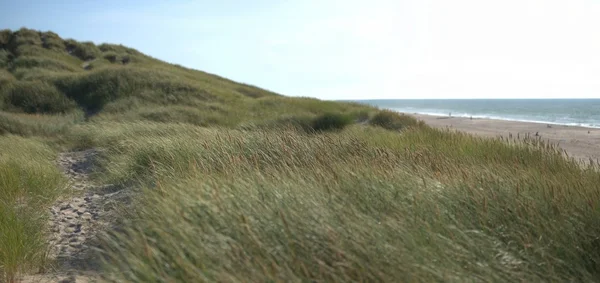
[357,99,600,128]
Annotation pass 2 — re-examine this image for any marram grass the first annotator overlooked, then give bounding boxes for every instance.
[71,122,600,282]
[0,136,65,282]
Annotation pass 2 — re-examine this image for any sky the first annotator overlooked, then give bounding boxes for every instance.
[1,0,599,100]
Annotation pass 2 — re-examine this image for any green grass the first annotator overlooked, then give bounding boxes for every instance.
[10,56,79,73]
[40,31,66,51]
[65,40,101,61]
[9,28,43,53]
[0,111,84,137]
[311,112,353,132]
[369,109,424,130]
[1,80,78,113]
[0,50,11,68]
[71,123,599,282]
[2,28,600,282]
[0,136,65,283]
[0,30,11,47]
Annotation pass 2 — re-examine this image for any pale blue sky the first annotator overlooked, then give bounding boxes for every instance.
[2,0,600,99]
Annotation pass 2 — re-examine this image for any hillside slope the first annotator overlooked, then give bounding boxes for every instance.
[0,28,369,128]
[2,28,600,283]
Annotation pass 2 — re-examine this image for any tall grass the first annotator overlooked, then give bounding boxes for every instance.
[50,67,218,112]
[0,110,84,137]
[0,30,11,48]
[8,28,43,53]
[0,50,11,69]
[40,31,65,51]
[311,112,353,132]
[60,121,600,282]
[10,56,79,73]
[370,109,424,130]
[65,40,101,61]
[1,80,77,113]
[0,136,65,282]
[98,43,141,55]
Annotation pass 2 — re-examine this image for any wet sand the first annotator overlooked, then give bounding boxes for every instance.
[408,114,600,163]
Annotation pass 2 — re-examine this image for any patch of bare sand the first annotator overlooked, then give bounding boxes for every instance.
[20,149,131,283]
[410,113,600,163]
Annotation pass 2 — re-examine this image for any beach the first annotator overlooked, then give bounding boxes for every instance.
[409,114,600,163]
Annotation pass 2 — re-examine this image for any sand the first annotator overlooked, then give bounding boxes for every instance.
[408,113,600,163]
[21,149,131,283]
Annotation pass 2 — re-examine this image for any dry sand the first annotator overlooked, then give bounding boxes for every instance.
[408,113,600,163]
[21,149,131,283]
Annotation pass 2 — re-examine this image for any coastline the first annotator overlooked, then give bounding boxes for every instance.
[407,113,600,163]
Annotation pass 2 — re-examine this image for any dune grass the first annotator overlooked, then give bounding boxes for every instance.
[61,120,599,282]
[0,136,65,283]
[370,109,425,130]
[0,110,84,137]
[2,28,600,282]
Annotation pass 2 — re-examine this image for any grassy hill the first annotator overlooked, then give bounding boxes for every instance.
[1,28,600,282]
[0,28,372,129]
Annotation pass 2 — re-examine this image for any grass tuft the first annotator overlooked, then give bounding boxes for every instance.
[311,112,353,132]
[370,109,423,130]
[1,80,77,113]
[102,52,119,63]
[0,30,12,48]
[40,31,65,51]
[0,111,84,137]
[65,40,101,61]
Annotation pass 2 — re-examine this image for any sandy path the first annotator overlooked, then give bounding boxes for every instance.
[21,149,130,283]
[409,114,600,163]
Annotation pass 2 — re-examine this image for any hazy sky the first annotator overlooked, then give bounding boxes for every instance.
[2,0,599,99]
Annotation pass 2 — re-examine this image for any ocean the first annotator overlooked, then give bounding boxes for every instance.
[357,99,600,129]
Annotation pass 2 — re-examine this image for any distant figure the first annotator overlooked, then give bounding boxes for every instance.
[470,116,472,120]
[535,132,539,137]
[547,124,552,128]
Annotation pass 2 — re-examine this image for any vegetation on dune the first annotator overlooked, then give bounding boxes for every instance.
[370,109,424,130]
[81,123,600,282]
[311,112,353,132]
[2,80,76,113]
[0,51,11,69]
[0,110,83,137]
[40,31,66,51]
[0,30,11,47]
[65,40,101,61]
[0,136,65,283]
[1,27,600,282]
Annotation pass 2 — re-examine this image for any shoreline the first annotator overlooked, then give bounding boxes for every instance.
[405,112,600,129]
[406,113,600,163]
